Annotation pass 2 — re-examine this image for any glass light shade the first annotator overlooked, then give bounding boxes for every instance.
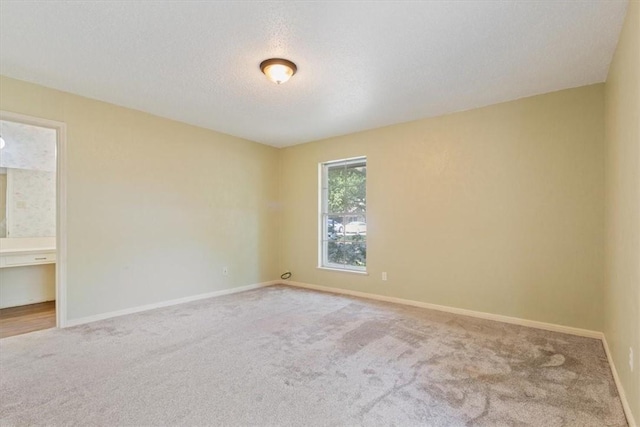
[260,59,297,85]
[264,63,293,84]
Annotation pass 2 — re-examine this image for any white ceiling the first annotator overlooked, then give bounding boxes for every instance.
[0,1,628,147]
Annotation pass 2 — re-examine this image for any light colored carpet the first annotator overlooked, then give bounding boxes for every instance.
[0,285,627,426]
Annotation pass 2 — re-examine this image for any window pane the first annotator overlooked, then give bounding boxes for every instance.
[321,157,366,271]
[326,237,366,266]
[327,215,345,239]
[349,240,367,268]
[344,219,366,236]
[327,240,345,265]
[338,165,366,215]
[327,166,346,213]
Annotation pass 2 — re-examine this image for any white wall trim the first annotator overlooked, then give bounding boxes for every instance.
[602,335,637,427]
[282,280,638,424]
[58,278,636,424]
[65,281,279,328]
[283,280,603,338]
[0,110,68,328]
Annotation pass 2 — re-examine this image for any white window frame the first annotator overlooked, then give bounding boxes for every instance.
[318,156,367,273]
[1,110,68,328]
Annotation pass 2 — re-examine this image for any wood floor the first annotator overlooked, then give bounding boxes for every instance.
[0,301,56,339]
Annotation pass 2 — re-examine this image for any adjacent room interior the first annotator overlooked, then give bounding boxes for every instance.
[0,118,58,338]
[0,1,638,425]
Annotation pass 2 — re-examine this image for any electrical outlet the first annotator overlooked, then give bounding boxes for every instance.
[222,267,228,276]
[382,272,387,281]
[630,347,634,372]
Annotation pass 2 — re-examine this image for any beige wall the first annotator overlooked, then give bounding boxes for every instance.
[0,31,633,415]
[604,0,640,422]
[280,84,605,331]
[1,39,633,416]
[0,76,280,320]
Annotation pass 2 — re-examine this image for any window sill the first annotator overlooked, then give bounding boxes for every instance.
[317,266,369,276]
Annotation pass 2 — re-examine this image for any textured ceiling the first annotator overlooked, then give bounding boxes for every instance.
[0,1,628,147]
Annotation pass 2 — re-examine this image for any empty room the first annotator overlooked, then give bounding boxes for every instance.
[0,1,638,426]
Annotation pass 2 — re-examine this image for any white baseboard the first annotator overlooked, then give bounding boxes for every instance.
[283,280,602,338]
[602,335,637,427]
[62,278,635,425]
[0,297,55,310]
[282,280,639,425]
[64,281,279,328]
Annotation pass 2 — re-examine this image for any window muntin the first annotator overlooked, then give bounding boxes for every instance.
[320,157,366,271]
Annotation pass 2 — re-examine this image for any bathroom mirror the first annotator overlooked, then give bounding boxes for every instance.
[0,120,56,238]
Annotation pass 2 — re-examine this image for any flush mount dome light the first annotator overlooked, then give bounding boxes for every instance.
[260,58,297,84]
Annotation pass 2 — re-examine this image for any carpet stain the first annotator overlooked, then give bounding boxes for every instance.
[0,285,628,426]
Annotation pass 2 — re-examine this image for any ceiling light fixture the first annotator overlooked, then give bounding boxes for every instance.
[260,58,297,85]
[0,136,4,150]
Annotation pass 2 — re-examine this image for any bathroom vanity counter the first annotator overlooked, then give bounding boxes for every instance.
[0,237,56,268]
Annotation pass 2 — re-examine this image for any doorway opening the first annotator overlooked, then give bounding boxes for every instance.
[0,111,66,337]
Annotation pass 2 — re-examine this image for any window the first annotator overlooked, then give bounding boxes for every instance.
[319,157,367,272]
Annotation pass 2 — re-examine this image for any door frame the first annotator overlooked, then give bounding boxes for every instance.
[0,110,68,328]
